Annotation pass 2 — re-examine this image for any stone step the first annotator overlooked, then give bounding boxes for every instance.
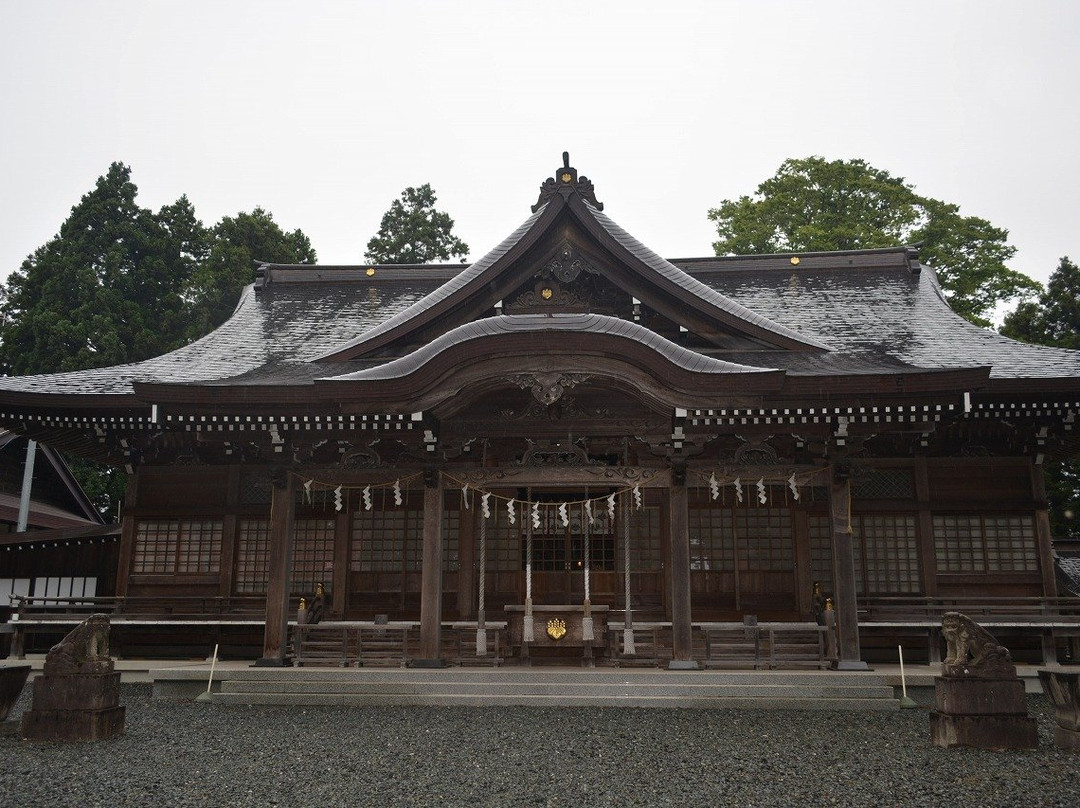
[212,691,899,711]
[197,668,890,687]
[219,679,894,700]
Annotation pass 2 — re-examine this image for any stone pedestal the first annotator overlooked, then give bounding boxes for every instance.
[930,675,1038,749]
[1,664,31,735]
[1038,670,1080,751]
[22,672,125,741]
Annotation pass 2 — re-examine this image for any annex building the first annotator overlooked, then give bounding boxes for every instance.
[2,155,1078,668]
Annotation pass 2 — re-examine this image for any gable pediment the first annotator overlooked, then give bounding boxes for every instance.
[317,158,830,362]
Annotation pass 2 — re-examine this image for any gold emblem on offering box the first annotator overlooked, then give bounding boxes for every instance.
[546,617,567,641]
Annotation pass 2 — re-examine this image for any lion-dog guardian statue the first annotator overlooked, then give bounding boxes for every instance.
[22,613,126,741]
[930,611,1036,749]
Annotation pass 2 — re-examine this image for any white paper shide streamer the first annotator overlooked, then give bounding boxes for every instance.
[734,477,744,503]
[633,485,642,510]
[362,485,372,511]
[709,472,719,501]
[558,502,569,528]
[303,479,313,504]
[334,486,343,512]
[507,498,517,525]
[757,478,767,505]
[393,479,402,506]
[788,472,800,501]
[481,492,491,519]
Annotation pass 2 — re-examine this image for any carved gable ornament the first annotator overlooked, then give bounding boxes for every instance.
[532,151,604,212]
[508,372,591,405]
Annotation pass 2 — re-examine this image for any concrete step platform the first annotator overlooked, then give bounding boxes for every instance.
[153,667,901,710]
[211,691,900,710]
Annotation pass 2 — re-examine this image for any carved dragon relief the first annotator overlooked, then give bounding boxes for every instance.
[507,372,592,406]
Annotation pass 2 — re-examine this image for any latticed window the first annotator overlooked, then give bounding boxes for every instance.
[808,515,833,590]
[736,508,793,571]
[933,514,1037,573]
[234,519,271,593]
[132,520,222,575]
[485,510,520,572]
[350,508,422,572]
[854,515,919,594]
[689,493,733,571]
[291,519,334,594]
[443,508,460,572]
[852,469,915,500]
[628,507,662,571]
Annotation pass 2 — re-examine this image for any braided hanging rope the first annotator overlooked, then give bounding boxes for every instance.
[622,490,635,655]
[581,496,594,642]
[523,490,534,644]
[476,503,488,657]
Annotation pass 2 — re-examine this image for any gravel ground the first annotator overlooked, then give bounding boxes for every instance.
[2,685,1079,807]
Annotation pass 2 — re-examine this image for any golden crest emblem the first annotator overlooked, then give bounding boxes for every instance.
[546,617,567,641]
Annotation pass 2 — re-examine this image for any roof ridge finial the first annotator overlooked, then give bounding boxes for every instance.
[531,152,604,213]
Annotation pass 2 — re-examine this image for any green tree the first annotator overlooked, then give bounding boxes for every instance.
[1000,256,1080,350]
[365,184,469,264]
[0,165,316,519]
[184,207,316,339]
[1001,256,1080,540]
[709,157,1040,327]
[0,163,208,375]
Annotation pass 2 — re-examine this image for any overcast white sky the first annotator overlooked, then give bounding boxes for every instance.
[2,1,1078,299]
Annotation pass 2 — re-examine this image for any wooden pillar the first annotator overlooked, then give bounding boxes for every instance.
[114,473,140,598]
[1032,460,1060,665]
[257,471,295,666]
[219,465,241,598]
[829,474,868,670]
[333,509,350,617]
[415,472,445,666]
[668,463,698,669]
[457,499,477,621]
[914,457,938,598]
[793,509,812,620]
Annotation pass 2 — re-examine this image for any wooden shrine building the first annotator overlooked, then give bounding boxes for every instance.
[2,155,1079,667]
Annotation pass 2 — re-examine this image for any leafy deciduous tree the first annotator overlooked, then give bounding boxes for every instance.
[1001,256,1080,540]
[365,184,469,265]
[184,207,316,339]
[0,164,316,518]
[708,157,1040,327]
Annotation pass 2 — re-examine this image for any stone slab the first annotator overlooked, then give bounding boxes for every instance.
[935,677,1027,715]
[21,706,126,742]
[930,711,1038,749]
[30,672,120,712]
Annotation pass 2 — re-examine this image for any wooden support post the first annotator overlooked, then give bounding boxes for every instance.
[256,471,295,666]
[415,472,445,667]
[333,509,350,617]
[668,464,698,669]
[829,474,868,670]
[914,457,938,598]
[114,473,140,598]
[457,498,477,621]
[1032,460,1059,665]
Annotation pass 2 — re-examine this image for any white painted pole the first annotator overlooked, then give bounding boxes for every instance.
[899,644,907,698]
[16,439,38,533]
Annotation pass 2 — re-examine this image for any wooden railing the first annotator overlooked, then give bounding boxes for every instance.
[858,596,1080,664]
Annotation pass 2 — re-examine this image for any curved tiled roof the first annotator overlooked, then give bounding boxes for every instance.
[0,280,433,397]
[325,313,779,383]
[314,205,552,361]
[682,261,1080,380]
[581,201,830,351]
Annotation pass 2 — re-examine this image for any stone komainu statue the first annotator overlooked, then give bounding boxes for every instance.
[941,611,1015,677]
[43,613,115,677]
